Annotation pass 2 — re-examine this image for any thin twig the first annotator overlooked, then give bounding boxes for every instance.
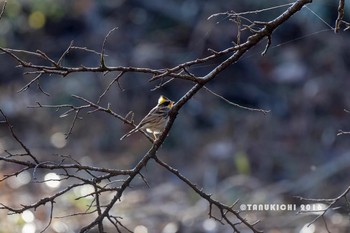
[297,186,350,228]
[58,41,74,65]
[100,27,118,68]
[37,81,50,96]
[98,71,125,104]
[203,86,270,114]
[208,3,294,19]
[18,72,43,93]
[36,50,59,67]
[337,130,350,136]
[94,184,104,233]
[40,201,54,233]
[153,155,263,233]
[0,109,39,164]
[0,1,7,21]
[335,0,345,33]
[65,110,81,139]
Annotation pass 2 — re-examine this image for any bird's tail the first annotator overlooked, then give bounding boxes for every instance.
[120,128,138,140]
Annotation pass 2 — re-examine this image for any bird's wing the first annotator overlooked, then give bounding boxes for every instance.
[137,106,159,126]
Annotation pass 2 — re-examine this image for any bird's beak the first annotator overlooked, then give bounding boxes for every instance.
[169,101,174,108]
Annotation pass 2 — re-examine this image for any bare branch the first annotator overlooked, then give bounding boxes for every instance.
[0,1,318,233]
[0,182,84,214]
[0,46,198,82]
[296,186,350,228]
[0,166,31,182]
[93,183,104,233]
[153,155,263,233]
[0,155,132,175]
[335,0,345,33]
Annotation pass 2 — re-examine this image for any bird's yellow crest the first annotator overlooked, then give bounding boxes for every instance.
[158,95,167,104]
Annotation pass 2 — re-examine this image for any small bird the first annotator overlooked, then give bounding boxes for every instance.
[120,95,174,141]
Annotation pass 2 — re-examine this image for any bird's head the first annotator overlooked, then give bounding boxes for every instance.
[158,95,174,109]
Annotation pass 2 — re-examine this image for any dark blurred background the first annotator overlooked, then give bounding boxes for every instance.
[0,0,349,233]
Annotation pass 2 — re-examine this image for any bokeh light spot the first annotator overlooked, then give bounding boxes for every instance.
[299,223,315,233]
[50,132,67,148]
[22,223,36,233]
[52,221,69,233]
[202,219,217,231]
[7,171,31,189]
[134,225,148,233]
[21,210,34,223]
[28,11,46,29]
[78,185,95,199]
[162,222,179,233]
[6,0,21,18]
[44,172,61,189]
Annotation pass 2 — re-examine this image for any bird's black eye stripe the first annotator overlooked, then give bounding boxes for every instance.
[160,100,171,106]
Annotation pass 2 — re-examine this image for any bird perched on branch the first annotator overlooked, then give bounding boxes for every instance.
[120,95,174,141]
